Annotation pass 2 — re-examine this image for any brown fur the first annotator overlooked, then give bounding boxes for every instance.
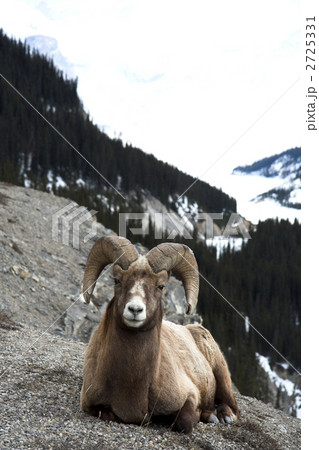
[81,256,240,434]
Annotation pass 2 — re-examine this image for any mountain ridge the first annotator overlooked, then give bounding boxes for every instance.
[232,147,301,211]
[233,147,301,178]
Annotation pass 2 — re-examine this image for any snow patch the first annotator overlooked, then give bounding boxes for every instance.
[25,35,76,79]
[23,174,31,188]
[55,175,67,188]
[257,353,295,396]
[96,194,109,207]
[175,196,199,221]
[256,353,301,418]
[206,237,246,259]
[76,178,85,187]
[46,172,67,190]
[245,315,250,333]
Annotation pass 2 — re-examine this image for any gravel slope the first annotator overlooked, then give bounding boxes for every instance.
[0,323,300,450]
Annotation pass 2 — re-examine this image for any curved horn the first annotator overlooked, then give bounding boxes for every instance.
[146,243,199,315]
[82,236,138,303]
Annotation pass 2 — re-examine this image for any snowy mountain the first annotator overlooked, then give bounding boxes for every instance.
[21,34,301,226]
[233,148,301,179]
[256,353,301,419]
[25,35,76,80]
[231,148,301,220]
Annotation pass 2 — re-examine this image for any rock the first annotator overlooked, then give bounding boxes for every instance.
[20,270,31,280]
[8,241,23,254]
[10,265,22,276]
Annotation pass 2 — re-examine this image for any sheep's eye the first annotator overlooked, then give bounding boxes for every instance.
[157,285,165,291]
[113,278,121,286]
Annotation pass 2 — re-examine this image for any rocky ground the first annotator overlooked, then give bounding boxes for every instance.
[0,323,300,450]
[0,183,301,449]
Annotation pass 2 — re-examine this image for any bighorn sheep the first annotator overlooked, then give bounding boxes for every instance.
[80,236,240,434]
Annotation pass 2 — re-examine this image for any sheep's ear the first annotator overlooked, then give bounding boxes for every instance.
[113,264,124,281]
[156,270,169,287]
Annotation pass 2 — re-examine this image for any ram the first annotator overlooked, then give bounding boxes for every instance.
[80,236,240,434]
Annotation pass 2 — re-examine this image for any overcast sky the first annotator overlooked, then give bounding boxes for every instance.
[2,0,301,192]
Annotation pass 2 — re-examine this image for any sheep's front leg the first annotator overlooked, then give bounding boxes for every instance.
[213,360,240,423]
[172,399,200,434]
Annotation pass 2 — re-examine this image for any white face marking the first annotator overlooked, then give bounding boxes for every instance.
[123,296,146,328]
[129,280,146,298]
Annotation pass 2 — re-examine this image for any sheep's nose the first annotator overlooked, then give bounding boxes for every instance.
[123,299,146,327]
[128,305,144,315]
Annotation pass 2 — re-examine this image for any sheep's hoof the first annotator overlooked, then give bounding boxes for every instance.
[208,414,219,424]
[200,410,219,424]
[216,404,238,424]
[219,415,235,424]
